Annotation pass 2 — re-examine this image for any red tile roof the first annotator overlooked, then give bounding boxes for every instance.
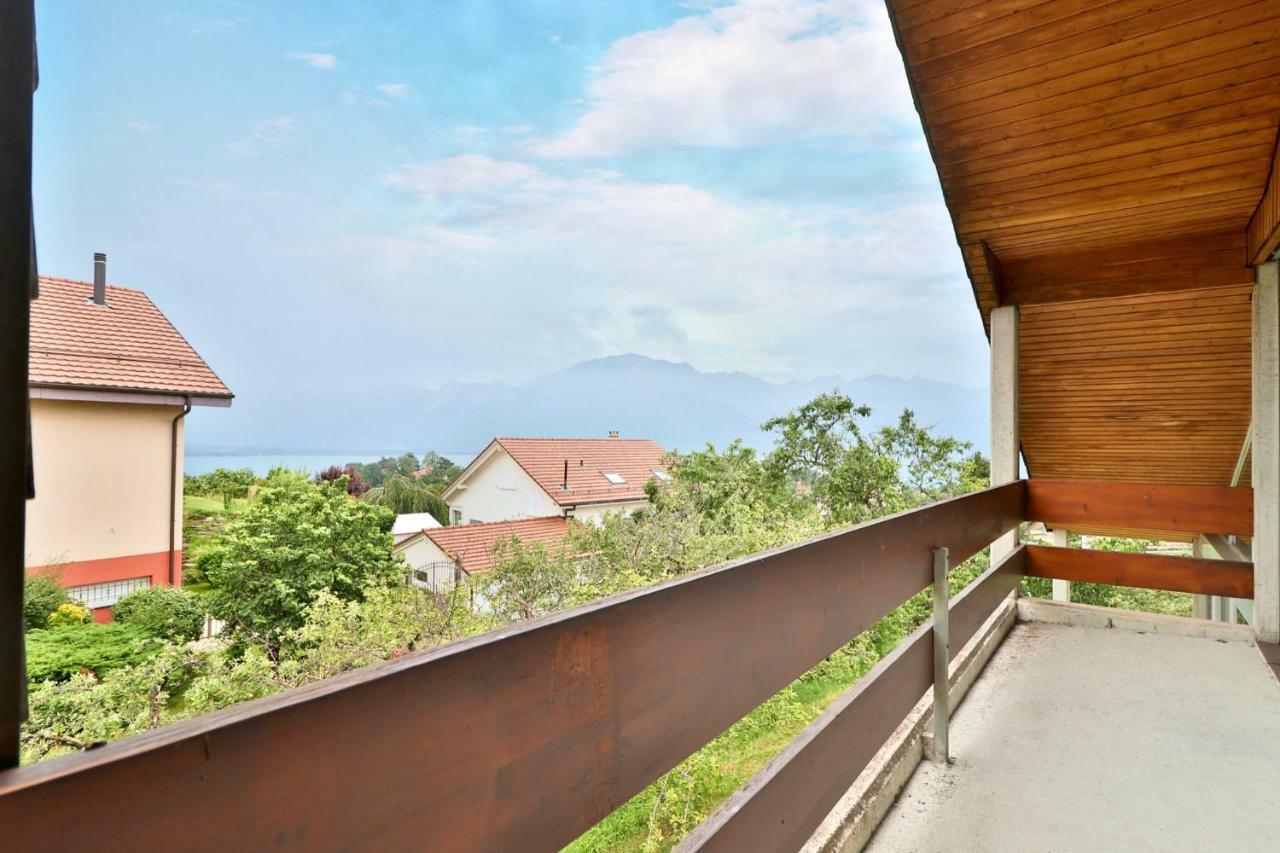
[29,276,232,399]
[422,516,570,574]
[495,437,669,506]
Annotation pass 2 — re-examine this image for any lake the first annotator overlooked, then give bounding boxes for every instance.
[185,452,477,476]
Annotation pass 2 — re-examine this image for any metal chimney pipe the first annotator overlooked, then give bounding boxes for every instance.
[91,252,107,306]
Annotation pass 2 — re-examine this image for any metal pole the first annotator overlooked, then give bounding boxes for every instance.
[931,546,950,764]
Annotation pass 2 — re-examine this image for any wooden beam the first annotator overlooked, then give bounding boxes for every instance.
[982,240,1005,306]
[0,482,1025,852]
[1024,544,1254,598]
[1247,126,1280,265]
[1000,231,1253,306]
[679,547,1026,853]
[1027,479,1253,537]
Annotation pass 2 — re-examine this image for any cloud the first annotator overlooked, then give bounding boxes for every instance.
[369,153,975,382]
[375,83,411,98]
[226,116,295,156]
[288,51,338,69]
[528,0,914,158]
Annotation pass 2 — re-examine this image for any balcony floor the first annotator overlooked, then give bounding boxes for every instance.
[865,617,1280,853]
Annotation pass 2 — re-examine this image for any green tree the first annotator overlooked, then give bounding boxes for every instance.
[476,537,582,621]
[114,587,207,642]
[25,623,164,682]
[201,477,403,650]
[24,571,73,631]
[874,409,977,503]
[362,474,450,524]
[203,467,256,509]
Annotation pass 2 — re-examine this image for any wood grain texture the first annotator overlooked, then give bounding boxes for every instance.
[1018,286,1253,484]
[1026,479,1253,536]
[1024,543,1254,597]
[1247,127,1280,263]
[679,547,1026,853]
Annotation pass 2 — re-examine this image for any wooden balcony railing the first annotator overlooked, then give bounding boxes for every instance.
[0,479,1254,851]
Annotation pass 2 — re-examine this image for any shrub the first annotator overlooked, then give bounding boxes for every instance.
[25,624,164,682]
[24,572,73,631]
[114,587,207,641]
[47,602,91,627]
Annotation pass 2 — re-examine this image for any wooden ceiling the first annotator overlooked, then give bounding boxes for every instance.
[887,0,1280,486]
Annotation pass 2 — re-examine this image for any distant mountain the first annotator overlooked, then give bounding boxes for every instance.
[185,354,989,458]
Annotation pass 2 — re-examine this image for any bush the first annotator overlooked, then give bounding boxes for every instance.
[25,624,164,682]
[47,603,91,627]
[24,572,74,631]
[114,587,207,641]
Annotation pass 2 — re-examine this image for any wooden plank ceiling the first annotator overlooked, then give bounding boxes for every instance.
[886,0,1280,486]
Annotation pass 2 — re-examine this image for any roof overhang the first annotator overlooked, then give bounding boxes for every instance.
[441,439,502,503]
[29,383,233,407]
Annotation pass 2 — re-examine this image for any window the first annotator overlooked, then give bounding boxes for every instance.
[602,470,626,485]
[66,576,151,609]
[651,468,672,482]
[451,508,463,524]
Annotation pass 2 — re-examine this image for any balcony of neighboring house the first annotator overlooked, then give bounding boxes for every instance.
[3,2,1280,852]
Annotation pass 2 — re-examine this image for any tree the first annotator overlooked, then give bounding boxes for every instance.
[204,467,257,509]
[24,571,73,631]
[114,587,207,642]
[316,464,370,496]
[475,537,581,621]
[362,475,450,524]
[874,409,976,503]
[202,477,402,650]
[414,451,462,488]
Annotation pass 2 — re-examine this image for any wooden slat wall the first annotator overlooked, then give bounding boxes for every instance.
[887,0,1279,484]
[1026,479,1254,536]
[1019,285,1253,484]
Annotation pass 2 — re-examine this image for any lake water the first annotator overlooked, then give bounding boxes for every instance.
[185,452,476,476]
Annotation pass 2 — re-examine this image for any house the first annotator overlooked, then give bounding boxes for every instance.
[441,435,669,525]
[395,516,570,590]
[391,511,441,544]
[25,255,232,619]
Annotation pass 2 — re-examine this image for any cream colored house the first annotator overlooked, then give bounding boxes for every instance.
[441,436,668,525]
[26,258,232,619]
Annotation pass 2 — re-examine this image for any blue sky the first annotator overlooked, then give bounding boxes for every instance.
[33,0,990,410]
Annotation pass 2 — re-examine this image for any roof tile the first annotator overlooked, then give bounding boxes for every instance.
[495,437,669,506]
[29,276,231,398]
[421,516,570,574]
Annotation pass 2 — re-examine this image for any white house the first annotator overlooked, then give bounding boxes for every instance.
[391,512,441,544]
[395,516,570,590]
[441,436,670,525]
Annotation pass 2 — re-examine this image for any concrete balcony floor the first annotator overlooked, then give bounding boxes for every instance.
[865,612,1280,853]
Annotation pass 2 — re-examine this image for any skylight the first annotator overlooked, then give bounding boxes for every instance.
[602,470,626,485]
[651,469,672,482]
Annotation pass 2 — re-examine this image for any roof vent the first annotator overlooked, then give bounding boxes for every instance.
[608,430,620,439]
[89,252,108,307]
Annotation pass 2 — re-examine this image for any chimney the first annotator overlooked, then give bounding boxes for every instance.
[608,430,620,439]
[562,459,569,490]
[90,252,108,306]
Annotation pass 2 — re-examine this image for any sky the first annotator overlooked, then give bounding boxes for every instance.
[32,0,991,407]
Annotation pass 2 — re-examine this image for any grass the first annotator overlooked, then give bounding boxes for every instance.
[182,494,251,589]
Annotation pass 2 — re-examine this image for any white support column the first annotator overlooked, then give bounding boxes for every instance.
[1253,259,1279,643]
[990,306,1020,564]
[1051,528,1071,602]
[1192,537,1212,620]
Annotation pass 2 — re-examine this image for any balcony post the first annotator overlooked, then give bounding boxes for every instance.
[1192,537,1212,620]
[1254,258,1279,643]
[990,305,1020,564]
[1051,527,1071,601]
[931,546,951,764]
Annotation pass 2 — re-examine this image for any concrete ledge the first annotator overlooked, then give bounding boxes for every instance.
[1016,597,1256,645]
[803,595,1018,853]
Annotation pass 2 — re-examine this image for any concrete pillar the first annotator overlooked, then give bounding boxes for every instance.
[1051,528,1071,601]
[1253,259,1279,643]
[1192,537,1212,620]
[990,306,1020,564]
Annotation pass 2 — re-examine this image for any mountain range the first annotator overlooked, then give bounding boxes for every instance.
[185,354,989,458]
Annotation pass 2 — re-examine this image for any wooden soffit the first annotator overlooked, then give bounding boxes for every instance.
[886,0,1280,319]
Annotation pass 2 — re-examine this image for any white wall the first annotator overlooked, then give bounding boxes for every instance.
[568,500,651,526]
[447,451,561,523]
[397,535,457,590]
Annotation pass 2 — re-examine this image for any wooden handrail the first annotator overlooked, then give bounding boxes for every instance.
[679,546,1026,852]
[1026,479,1253,537]
[1024,544,1254,599]
[0,481,1025,852]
